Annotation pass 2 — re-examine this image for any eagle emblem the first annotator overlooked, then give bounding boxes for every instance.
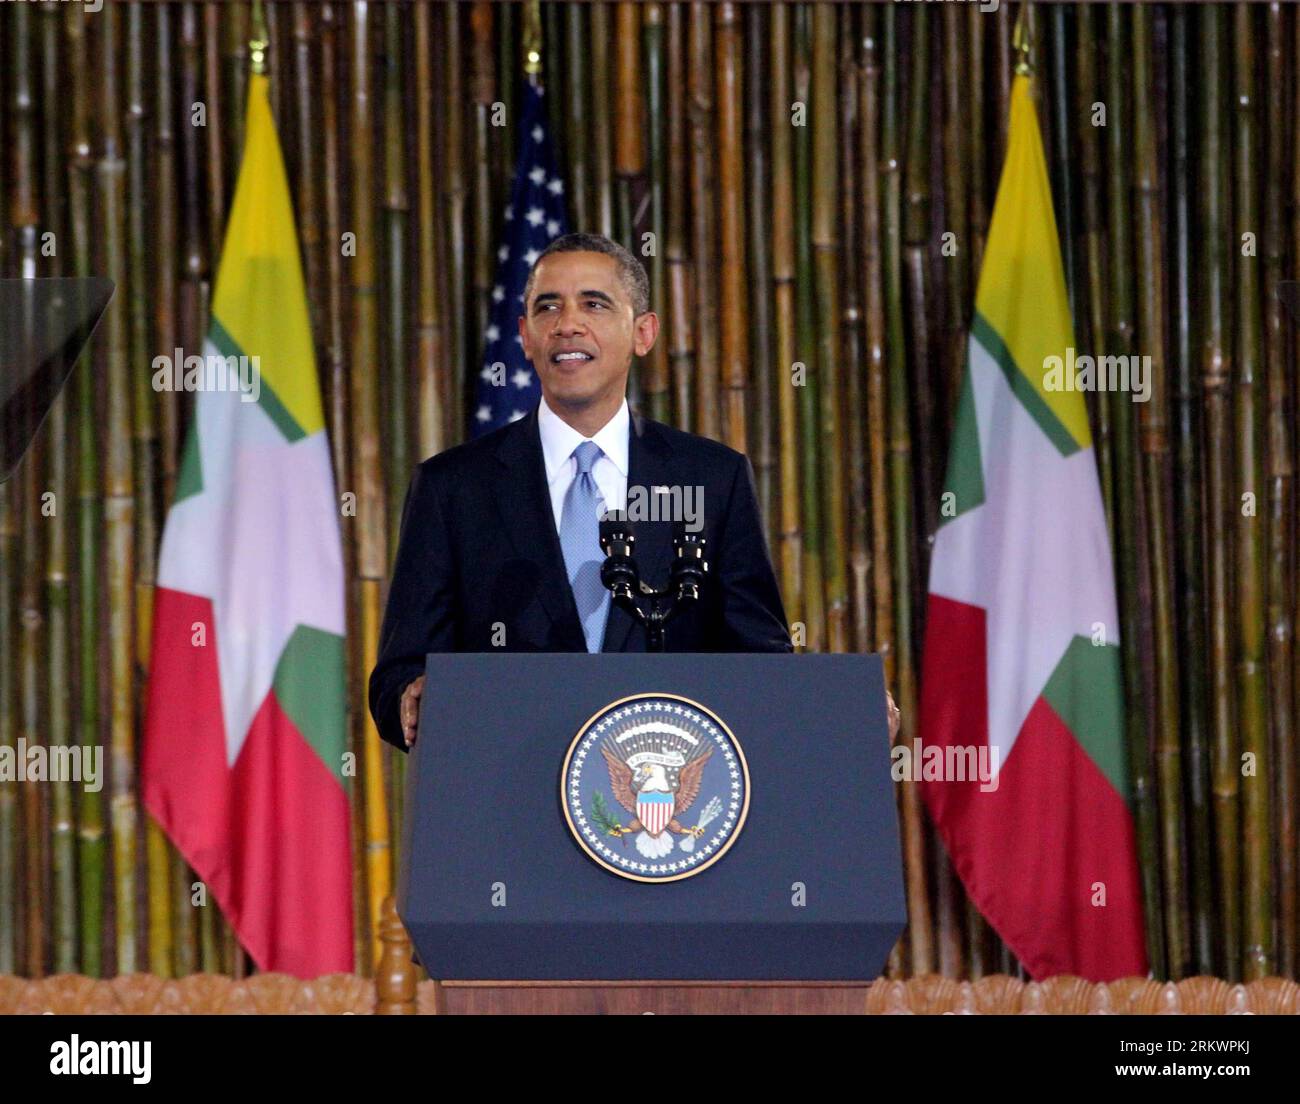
[561,694,749,882]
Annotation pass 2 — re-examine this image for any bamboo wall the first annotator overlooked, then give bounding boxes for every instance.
[1,0,1297,984]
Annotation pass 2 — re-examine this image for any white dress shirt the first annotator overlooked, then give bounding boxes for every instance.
[537,394,629,533]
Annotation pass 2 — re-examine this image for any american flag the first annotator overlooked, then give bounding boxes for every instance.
[472,79,569,436]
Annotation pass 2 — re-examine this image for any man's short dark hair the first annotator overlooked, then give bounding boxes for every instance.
[522,232,651,317]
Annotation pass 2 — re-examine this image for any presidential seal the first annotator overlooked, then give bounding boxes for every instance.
[561,693,750,883]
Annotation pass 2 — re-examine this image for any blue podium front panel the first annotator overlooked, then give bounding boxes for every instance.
[398,653,906,980]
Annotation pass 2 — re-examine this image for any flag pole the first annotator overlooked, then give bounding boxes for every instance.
[523,0,541,79]
[1013,2,1033,77]
[250,0,268,77]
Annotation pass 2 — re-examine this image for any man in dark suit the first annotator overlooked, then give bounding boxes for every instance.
[370,233,892,752]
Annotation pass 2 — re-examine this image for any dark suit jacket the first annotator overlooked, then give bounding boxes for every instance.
[367,402,792,750]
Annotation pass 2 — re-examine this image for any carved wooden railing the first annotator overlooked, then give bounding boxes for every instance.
[6,970,1299,1014]
[5,899,1298,1014]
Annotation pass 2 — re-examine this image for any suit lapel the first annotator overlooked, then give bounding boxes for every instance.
[601,408,675,653]
[491,407,586,648]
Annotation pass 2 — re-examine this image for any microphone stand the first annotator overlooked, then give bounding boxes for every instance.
[599,517,708,653]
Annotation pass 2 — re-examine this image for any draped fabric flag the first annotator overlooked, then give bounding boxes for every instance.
[918,74,1146,981]
[472,78,568,436]
[143,74,352,977]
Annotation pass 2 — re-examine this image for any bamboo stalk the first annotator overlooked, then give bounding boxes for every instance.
[904,3,959,980]
[688,3,719,442]
[1168,2,1217,978]
[1262,0,1296,980]
[11,3,45,979]
[204,2,226,266]
[966,3,987,274]
[861,5,892,695]
[349,0,391,975]
[811,3,846,654]
[156,2,180,505]
[294,3,323,405]
[615,2,644,266]
[444,1,468,438]
[178,0,212,977]
[993,1,1011,161]
[1292,0,1300,984]
[903,7,937,584]
[793,4,824,653]
[382,0,411,861]
[95,0,140,979]
[1075,4,1115,538]
[1046,5,1075,346]
[544,0,564,179]
[494,0,515,216]
[318,0,363,976]
[413,0,446,461]
[942,4,970,432]
[320,3,350,489]
[665,4,694,432]
[883,1,931,978]
[1200,2,1240,982]
[124,0,171,979]
[39,0,77,977]
[643,3,672,425]
[716,3,748,455]
[470,1,494,382]
[563,3,590,232]
[383,3,410,566]
[1133,4,1189,981]
[949,2,991,976]
[840,2,869,655]
[1232,1,1272,981]
[590,2,615,240]
[223,2,250,186]
[1106,1,1164,979]
[64,4,104,979]
[769,2,802,639]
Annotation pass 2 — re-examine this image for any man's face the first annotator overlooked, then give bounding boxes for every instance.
[518,251,657,413]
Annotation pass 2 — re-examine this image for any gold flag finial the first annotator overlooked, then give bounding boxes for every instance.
[1012,1,1033,77]
[523,0,542,77]
[250,0,269,77]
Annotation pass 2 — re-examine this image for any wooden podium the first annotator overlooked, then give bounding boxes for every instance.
[375,898,871,1013]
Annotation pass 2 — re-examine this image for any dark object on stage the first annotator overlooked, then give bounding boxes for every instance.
[599,515,709,652]
[398,651,905,983]
[0,278,115,483]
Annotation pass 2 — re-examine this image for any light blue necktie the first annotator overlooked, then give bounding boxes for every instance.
[559,440,612,653]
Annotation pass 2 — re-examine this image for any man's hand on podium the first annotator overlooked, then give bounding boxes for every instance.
[886,690,901,743]
[401,675,426,748]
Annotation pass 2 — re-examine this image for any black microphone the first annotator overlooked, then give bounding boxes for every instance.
[671,521,708,602]
[599,513,639,601]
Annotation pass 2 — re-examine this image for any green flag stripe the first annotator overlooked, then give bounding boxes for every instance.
[939,351,986,526]
[272,625,348,788]
[1040,635,1129,804]
[174,418,204,504]
[209,316,308,443]
[970,311,1081,459]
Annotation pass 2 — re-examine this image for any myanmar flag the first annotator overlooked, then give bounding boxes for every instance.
[143,74,353,977]
[918,75,1146,981]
